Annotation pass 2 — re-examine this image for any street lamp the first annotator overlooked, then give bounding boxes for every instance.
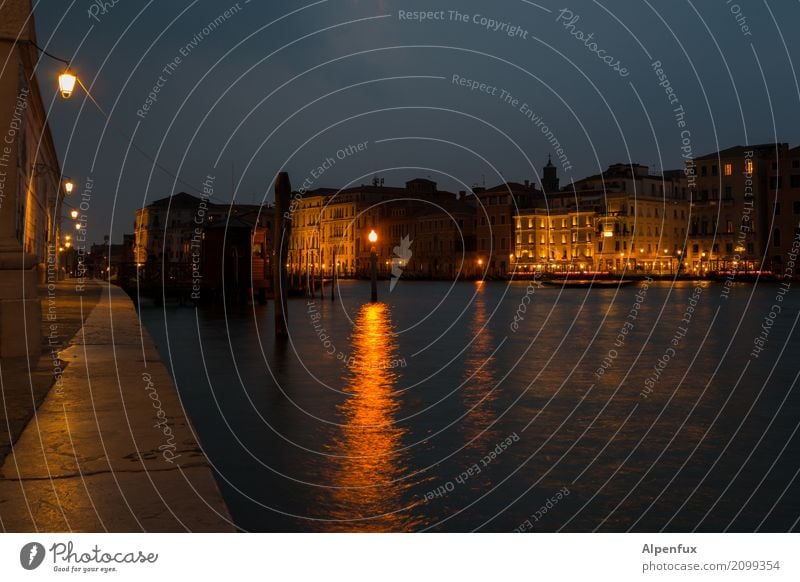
[64,180,74,194]
[58,70,77,98]
[368,229,378,302]
[70,210,79,219]
[74,222,81,230]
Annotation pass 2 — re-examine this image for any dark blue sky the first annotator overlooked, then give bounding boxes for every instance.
[34,0,800,243]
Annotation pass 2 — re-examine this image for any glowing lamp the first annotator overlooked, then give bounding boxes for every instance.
[58,71,77,99]
[70,210,79,219]
[64,180,74,194]
[74,222,81,230]
[368,230,378,244]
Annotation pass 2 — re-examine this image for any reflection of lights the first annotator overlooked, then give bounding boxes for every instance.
[320,303,416,531]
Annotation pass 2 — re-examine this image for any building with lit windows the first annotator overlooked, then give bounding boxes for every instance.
[686,144,785,274]
[514,163,689,274]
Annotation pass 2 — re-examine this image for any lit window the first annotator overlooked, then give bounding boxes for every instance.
[724,163,732,176]
[745,160,754,174]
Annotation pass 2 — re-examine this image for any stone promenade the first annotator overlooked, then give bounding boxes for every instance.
[0,283,234,531]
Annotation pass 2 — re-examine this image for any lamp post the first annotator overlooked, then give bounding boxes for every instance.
[368,229,378,302]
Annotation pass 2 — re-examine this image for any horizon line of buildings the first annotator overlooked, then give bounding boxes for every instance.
[129,141,800,287]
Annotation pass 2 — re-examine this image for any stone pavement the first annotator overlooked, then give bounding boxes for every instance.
[0,283,234,531]
[0,280,102,464]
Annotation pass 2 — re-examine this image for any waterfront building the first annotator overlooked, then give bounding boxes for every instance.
[133,192,228,267]
[133,192,273,297]
[514,163,689,274]
[686,144,786,274]
[771,144,800,275]
[475,180,543,277]
[286,178,464,280]
[0,0,65,357]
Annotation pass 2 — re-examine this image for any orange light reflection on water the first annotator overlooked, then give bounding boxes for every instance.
[317,303,422,531]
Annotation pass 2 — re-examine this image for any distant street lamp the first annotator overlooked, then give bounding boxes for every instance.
[74,222,81,230]
[64,180,74,194]
[368,229,378,302]
[70,210,79,219]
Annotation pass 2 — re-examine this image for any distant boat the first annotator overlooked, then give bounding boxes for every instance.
[542,279,635,288]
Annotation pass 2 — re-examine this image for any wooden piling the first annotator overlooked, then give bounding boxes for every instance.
[273,172,292,338]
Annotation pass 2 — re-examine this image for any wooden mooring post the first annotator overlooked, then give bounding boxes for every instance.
[273,172,292,338]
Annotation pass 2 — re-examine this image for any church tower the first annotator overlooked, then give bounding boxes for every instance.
[542,155,559,193]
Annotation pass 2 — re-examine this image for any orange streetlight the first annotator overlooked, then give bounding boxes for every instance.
[70,209,79,219]
[64,180,74,194]
[58,70,77,99]
[368,230,378,302]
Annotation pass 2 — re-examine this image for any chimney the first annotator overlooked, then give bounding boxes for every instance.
[458,190,466,200]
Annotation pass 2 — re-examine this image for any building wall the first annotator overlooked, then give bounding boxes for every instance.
[686,145,782,273]
[0,9,62,268]
[771,146,800,274]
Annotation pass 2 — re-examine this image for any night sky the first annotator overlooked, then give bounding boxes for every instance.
[33,0,800,243]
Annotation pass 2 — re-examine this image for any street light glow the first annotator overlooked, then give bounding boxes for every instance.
[64,180,74,194]
[58,71,77,99]
[70,210,79,219]
[368,229,377,243]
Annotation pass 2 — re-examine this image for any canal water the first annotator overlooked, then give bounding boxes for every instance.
[139,280,800,532]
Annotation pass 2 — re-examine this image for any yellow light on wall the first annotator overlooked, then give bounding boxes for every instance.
[368,229,378,243]
[58,71,77,99]
[603,230,613,238]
